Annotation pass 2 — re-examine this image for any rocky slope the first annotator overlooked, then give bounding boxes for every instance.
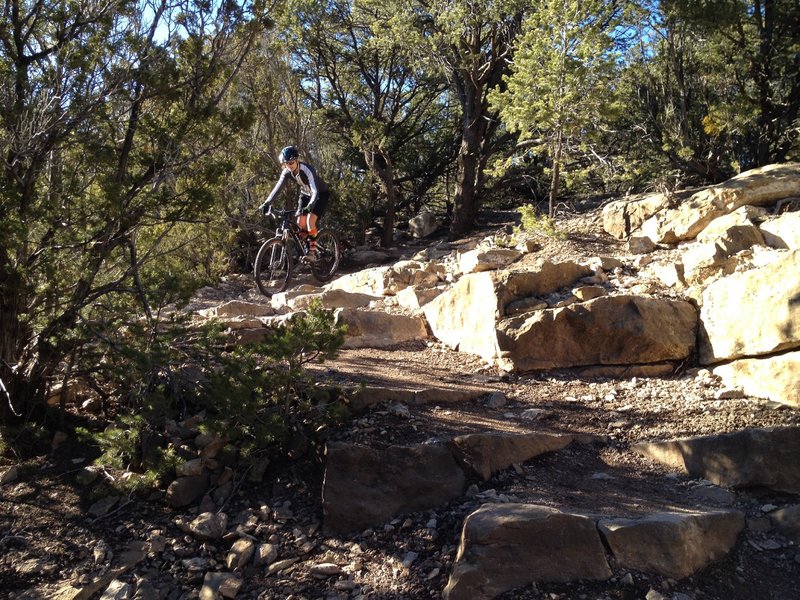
[2,164,800,600]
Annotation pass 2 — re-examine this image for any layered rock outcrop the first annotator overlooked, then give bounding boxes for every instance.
[181,163,800,598]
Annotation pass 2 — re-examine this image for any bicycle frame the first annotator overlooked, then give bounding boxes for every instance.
[271,210,311,258]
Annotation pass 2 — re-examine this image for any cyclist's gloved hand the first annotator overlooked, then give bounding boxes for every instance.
[262,204,271,217]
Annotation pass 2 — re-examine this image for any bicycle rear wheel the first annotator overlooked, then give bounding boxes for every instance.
[254,238,292,296]
[310,229,341,283]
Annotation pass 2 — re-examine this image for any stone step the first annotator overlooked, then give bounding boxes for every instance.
[321,425,800,597]
[443,504,744,600]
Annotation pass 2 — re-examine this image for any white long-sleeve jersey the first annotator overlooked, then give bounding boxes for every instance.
[264,162,329,213]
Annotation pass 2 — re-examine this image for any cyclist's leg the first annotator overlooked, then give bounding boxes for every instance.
[297,214,310,248]
[311,192,329,222]
[307,192,329,252]
[297,195,312,239]
[307,213,318,250]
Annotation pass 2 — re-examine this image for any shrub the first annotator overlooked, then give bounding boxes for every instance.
[79,301,347,489]
[515,203,567,240]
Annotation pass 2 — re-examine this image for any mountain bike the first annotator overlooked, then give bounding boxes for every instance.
[254,208,341,296]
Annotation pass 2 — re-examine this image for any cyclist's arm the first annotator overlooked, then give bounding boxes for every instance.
[261,168,290,211]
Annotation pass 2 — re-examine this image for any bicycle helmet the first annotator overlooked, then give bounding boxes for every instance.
[279,145,300,163]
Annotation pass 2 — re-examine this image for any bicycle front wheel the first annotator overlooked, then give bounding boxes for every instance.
[310,229,341,283]
[254,238,292,296]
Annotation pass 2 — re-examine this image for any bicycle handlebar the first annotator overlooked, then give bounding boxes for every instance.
[264,208,297,224]
[263,208,304,238]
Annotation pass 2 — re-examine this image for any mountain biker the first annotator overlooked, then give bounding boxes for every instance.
[260,146,330,254]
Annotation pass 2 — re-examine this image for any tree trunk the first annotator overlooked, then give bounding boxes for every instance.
[445,16,517,241]
[364,149,397,248]
[0,302,53,424]
[450,102,490,240]
[379,156,397,249]
[549,128,563,219]
[0,264,24,423]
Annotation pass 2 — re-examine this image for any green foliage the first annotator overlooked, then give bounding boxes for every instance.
[490,0,635,215]
[77,420,180,493]
[93,419,141,471]
[323,170,375,246]
[620,0,800,181]
[493,1,625,139]
[78,301,347,489]
[0,0,266,424]
[199,301,347,451]
[514,204,567,241]
[0,422,50,460]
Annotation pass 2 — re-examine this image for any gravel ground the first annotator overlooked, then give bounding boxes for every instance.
[2,206,799,600]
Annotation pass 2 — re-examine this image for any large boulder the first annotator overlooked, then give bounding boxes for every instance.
[423,262,592,360]
[334,308,429,348]
[196,300,273,331]
[451,432,574,481]
[713,350,800,407]
[760,210,800,250]
[390,259,442,289]
[423,272,504,359]
[443,504,611,600]
[496,295,697,372]
[698,250,800,364]
[322,442,466,534]
[695,205,767,244]
[328,266,394,296]
[640,163,800,244]
[599,510,744,579]
[287,288,382,311]
[602,190,691,240]
[408,211,440,238]
[395,285,444,310]
[198,300,273,318]
[458,247,522,274]
[680,206,767,285]
[501,260,593,298]
[633,426,800,494]
[330,262,441,296]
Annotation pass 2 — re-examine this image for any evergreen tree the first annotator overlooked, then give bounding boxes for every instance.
[671,0,800,168]
[0,0,265,423]
[417,0,527,237]
[283,0,450,247]
[491,0,632,217]
[624,0,800,183]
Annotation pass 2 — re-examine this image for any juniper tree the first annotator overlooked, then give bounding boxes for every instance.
[0,0,264,424]
[490,0,633,217]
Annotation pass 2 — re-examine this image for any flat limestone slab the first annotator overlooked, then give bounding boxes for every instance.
[444,503,611,600]
[633,426,800,493]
